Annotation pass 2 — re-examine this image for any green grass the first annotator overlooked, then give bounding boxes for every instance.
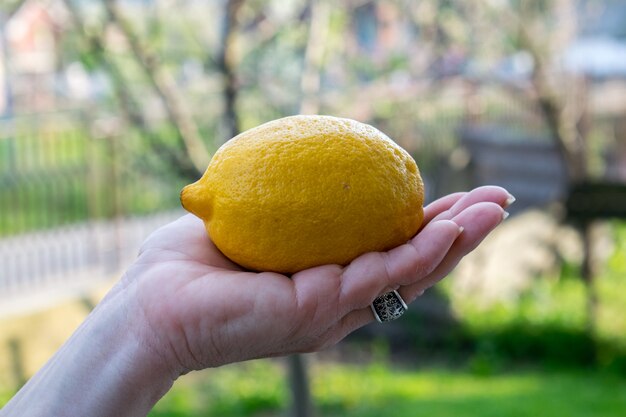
[318,366,626,417]
[144,360,626,417]
[3,358,625,416]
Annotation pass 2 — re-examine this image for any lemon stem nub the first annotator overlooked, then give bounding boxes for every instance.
[180,182,211,218]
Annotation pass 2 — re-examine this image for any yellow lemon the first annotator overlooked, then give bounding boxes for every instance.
[181,115,424,273]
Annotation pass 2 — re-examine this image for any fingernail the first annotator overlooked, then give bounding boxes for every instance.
[502,211,510,221]
[504,194,516,208]
[449,220,464,236]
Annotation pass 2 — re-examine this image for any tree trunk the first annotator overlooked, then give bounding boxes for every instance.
[216,0,245,141]
[8,338,26,389]
[299,0,330,115]
[516,8,597,336]
[580,221,598,336]
[287,354,313,417]
[286,2,332,416]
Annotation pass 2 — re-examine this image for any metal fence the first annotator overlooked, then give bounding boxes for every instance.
[0,111,186,315]
[0,111,187,235]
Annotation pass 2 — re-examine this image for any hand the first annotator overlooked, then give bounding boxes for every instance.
[0,186,512,417]
[119,186,512,376]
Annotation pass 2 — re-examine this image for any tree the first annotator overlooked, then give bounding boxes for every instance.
[465,0,600,334]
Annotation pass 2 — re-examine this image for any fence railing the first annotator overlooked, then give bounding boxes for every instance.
[0,110,187,314]
[0,111,186,236]
[0,211,182,316]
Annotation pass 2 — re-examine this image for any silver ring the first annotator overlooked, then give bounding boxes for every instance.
[371,290,408,323]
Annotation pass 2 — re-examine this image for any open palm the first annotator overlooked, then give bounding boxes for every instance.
[118,186,511,375]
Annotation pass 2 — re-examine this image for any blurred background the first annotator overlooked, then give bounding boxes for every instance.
[1,0,626,415]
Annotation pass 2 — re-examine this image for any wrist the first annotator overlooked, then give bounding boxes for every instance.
[97,286,177,412]
[77,280,178,415]
[1,280,176,417]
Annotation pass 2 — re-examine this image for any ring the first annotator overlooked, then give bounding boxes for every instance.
[371,290,408,323]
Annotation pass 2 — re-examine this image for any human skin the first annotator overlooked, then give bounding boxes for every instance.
[0,186,513,417]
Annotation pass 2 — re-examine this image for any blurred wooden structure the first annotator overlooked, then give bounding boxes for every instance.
[460,124,568,214]
[566,183,626,221]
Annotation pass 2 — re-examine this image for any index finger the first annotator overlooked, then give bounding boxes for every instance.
[421,192,466,225]
[422,186,513,227]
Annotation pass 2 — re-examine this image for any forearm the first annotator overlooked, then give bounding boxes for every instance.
[0,283,175,417]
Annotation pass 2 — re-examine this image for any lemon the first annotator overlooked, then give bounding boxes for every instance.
[181,115,424,273]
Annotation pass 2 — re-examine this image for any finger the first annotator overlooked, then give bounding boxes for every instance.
[320,306,375,347]
[289,219,463,335]
[281,193,512,346]
[337,219,462,316]
[290,264,344,330]
[342,201,505,330]
[421,192,466,225]
[375,187,509,289]
[400,201,506,302]
[429,186,512,224]
[384,219,463,286]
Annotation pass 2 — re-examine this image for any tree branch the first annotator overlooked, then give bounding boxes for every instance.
[299,0,330,115]
[518,23,587,181]
[104,0,210,173]
[61,0,199,180]
[486,0,588,182]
